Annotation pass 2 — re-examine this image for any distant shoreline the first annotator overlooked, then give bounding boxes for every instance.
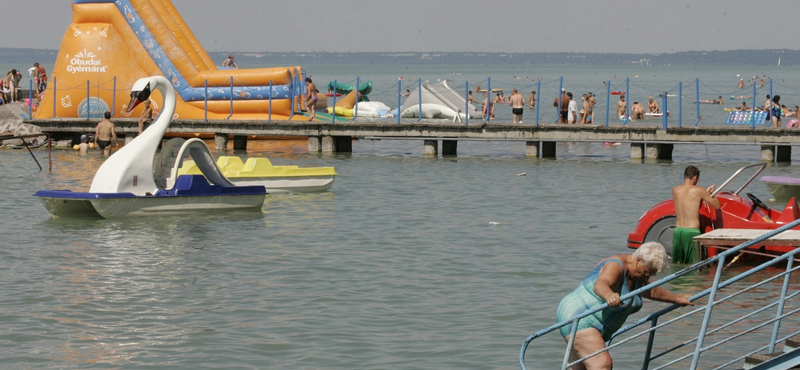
[0,48,795,67]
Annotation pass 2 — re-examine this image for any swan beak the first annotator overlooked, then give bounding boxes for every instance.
[126,82,152,113]
[126,93,143,113]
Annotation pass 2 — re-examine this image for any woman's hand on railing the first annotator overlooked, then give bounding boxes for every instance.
[674,293,694,306]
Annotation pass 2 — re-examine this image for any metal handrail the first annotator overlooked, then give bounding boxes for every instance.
[711,162,767,197]
[520,217,800,369]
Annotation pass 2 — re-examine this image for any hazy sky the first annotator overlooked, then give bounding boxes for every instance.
[2,0,789,54]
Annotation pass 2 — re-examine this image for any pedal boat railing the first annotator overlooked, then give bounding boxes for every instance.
[520,217,800,370]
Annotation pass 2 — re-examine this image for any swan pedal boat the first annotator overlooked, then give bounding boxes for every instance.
[34,76,266,218]
[172,156,336,193]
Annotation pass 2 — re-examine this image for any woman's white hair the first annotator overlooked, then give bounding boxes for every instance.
[632,242,669,273]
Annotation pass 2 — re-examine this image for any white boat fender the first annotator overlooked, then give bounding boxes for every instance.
[489,221,501,226]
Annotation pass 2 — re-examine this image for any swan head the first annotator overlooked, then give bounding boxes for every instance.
[126,79,153,113]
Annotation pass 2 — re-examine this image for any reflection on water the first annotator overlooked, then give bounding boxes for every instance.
[1,139,798,368]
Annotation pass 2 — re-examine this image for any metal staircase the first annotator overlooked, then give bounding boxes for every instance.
[520,218,800,369]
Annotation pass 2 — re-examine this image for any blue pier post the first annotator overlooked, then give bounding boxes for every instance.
[353,77,359,121]
[605,81,611,127]
[465,81,469,126]
[679,82,683,128]
[417,78,423,122]
[397,79,401,124]
[623,78,630,125]
[85,80,90,120]
[28,80,32,118]
[751,83,757,129]
[695,78,701,126]
[52,76,57,118]
[289,69,298,121]
[268,80,273,123]
[204,80,208,122]
[662,93,668,129]
[227,76,233,120]
[332,80,337,124]
[535,80,541,126]
[556,77,563,123]
[769,79,774,128]
[486,77,492,124]
[111,77,116,116]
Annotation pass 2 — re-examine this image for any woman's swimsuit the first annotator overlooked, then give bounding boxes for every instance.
[556,259,643,341]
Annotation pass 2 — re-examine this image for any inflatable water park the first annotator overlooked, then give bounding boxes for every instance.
[37,0,306,121]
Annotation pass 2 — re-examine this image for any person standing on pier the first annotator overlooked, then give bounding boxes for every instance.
[672,166,719,264]
[567,92,578,124]
[32,63,47,94]
[528,90,536,111]
[554,88,568,123]
[305,77,318,121]
[509,88,525,123]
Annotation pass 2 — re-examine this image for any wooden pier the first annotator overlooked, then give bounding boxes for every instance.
[26,117,800,161]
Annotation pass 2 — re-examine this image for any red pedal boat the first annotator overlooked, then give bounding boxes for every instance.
[627,163,800,258]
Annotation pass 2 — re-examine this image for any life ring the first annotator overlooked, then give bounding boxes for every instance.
[325,93,342,97]
[610,91,625,95]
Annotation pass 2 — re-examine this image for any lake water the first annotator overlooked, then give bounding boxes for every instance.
[2,63,800,369]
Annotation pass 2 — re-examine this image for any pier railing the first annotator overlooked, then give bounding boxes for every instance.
[32,75,795,129]
[519,218,800,369]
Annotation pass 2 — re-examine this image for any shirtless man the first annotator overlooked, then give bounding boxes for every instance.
[305,77,318,121]
[553,89,568,123]
[616,95,627,120]
[672,166,720,264]
[93,111,118,156]
[509,88,525,123]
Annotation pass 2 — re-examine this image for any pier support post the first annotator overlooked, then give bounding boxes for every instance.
[214,133,228,150]
[233,136,248,150]
[761,145,775,162]
[541,142,556,158]
[442,140,457,156]
[424,140,438,156]
[321,136,353,153]
[777,145,792,163]
[308,136,321,152]
[647,143,673,160]
[525,141,540,158]
[322,136,335,152]
[631,143,645,159]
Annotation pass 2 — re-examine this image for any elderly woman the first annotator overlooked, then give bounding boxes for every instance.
[556,242,693,370]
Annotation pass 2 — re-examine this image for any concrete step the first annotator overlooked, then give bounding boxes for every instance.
[744,354,800,369]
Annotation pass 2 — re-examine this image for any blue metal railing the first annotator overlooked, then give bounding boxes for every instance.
[520,218,800,370]
[32,75,783,129]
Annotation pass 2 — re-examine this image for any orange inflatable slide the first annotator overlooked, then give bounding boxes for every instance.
[36,0,306,120]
